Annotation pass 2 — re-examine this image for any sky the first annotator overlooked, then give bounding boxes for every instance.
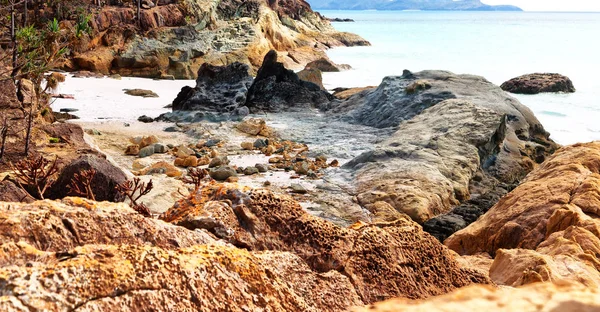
[483,0,600,11]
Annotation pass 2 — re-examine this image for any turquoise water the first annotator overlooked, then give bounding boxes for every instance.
[320,11,600,145]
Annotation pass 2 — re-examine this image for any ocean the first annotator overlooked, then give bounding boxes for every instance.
[319,11,600,145]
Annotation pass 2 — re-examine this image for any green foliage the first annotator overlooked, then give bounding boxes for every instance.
[48,18,60,33]
[75,13,92,38]
[40,107,50,116]
[49,137,60,143]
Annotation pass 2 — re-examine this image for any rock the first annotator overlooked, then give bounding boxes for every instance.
[209,156,229,168]
[305,58,345,72]
[171,62,252,121]
[125,144,140,155]
[297,68,324,90]
[109,74,122,80]
[500,73,576,94]
[294,161,310,175]
[59,108,79,113]
[182,156,199,167]
[315,154,328,162]
[123,89,159,98]
[243,167,260,175]
[160,186,489,303]
[245,50,333,113]
[48,155,127,202]
[241,142,254,150]
[136,161,182,178]
[445,142,600,287]
[137,115,154,123]
[132,158,154,171]
[205,139,221,147]
[153,143,167,154]
[237,118,267,135]
[0,180,34,203]
[290,183,308,194]
[138,145,156,158]
[337,70,557,227]
[254,138,268,149]
[209,166,237,181]
[255,163,268,173]
[352,282,600,312]
[163,126,181,132]
[175,145,194,158]
[139,135,159,148]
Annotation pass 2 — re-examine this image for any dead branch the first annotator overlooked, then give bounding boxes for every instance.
[181,167,212,190]
[67,168,96,201]
[9,155,58,199]
[115,178,153,217]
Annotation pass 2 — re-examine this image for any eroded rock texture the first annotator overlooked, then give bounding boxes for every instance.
[446,142,600,287]
[352,282,600,312]
[160,184,489,303]
[331,70,557,235]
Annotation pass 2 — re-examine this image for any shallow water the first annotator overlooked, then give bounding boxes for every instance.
[320,11,600,145]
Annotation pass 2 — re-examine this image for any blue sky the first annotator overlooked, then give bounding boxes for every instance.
[483,0,600,11]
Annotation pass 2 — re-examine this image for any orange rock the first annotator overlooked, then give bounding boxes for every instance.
[182,156,198,167]
[140,135,159,148]
[161,186,489,303]
[241,142,254,150]
[124,144,140,155]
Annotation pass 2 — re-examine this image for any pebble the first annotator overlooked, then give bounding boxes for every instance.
[153,143,167,154]
[290,183,308,194]
[209,156,229,168]
[244,167,259,175]
[138,145,155,158]
[255,163,268,173]
[209,166,237,181]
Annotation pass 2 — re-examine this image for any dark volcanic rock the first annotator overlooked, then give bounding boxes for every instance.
[48,155,128,202]
[169,62,253,121]
[500,73,576,94]
[245,50,333,113]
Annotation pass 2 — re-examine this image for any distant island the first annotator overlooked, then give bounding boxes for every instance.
[307,0,523,11]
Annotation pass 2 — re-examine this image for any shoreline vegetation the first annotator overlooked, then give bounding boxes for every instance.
[1,1,600,311]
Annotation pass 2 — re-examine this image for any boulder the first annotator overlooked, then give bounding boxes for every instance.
[209,166,237,181]
[160,186,489,303]
[297,68,325,90]
[48,155,128,202]
[170,62,253,120]
[305,58,349,72]
[245,50,333,113]
[0,180,34,203]
[446,142,600,287]
[352,282,600,312]
[500,73,576,94]
[123,89,159,98]
[337,70,557,228]
[138,145,155,158]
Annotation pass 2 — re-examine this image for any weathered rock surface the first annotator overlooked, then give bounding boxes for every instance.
[48,154,128,202]
[446,142,600,287]
[352,282,600,312]
[160,184,489,303]
[245,50,333,112]
[297,67,325,89]
[335,70,557,230]
[170,62,252,120]
[501,73,576,94]
[64,0,369,79]
[0,180,34,203]
[0,244,364,311]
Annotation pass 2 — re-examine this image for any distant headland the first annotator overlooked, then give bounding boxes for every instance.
[307,0,523,11]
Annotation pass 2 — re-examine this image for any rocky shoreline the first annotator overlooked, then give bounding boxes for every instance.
[1,3,600,310]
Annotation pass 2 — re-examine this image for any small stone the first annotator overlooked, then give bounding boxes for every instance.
[236,167,245,174]
[123,89,159,98]
[125,145,140,156]
[183,156,199,167]
[132,158,154,171]
[254,139,268,149]
[85,129,102,136]
[269,157,282,164]
[174,157,185,167]
[294,161,310,175]
[290,183,308,194]
[138,145,155,158]
[109,74,122,80]
[60,108,79,113]
[209,156,229,168]
[263,181,271,186]
[315,154,328,162]
[329,159,339,167]
[205,139,221,148]
[153,144,167,154]
[138,115,154,123]
[196,140,207,148]
[209,166,237,181]
[264,145,275,156]
[244,167,259,175]
[210,150,219,158]
[241,142,254,150]
[236,118,266,135]
[164,126,180,133]
[226,176,239,183]
[140,136,159,148]
[255,164,268,173]
[197,157,210,166]
[176,145,194,158]
[124,123,130,127]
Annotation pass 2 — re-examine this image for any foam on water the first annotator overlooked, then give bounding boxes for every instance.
[320,10,600,145]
